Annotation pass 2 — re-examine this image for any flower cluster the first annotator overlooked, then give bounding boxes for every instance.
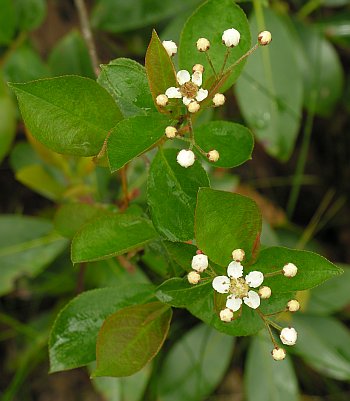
[187,247,300,361]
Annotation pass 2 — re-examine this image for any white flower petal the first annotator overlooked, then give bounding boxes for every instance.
[191,254,208,272]
[196,88,208,102]
[226,295,242,312]
[182,96,192,106]
[176,149,195,168]
[177,70,190,85]
[191,71,202,86]
[243,290,261,309]
[227,261,243,279]
[245,271,264,288]
[165,87,182,99]
[212,276,230,294]
[162,40,177,57]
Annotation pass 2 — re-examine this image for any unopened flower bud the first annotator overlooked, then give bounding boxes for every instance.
[272,347,286,361]
[222,28,240,47]
[213,93,226,107]
[188,101,200,113]
[156,94,168,107]
[220,308,234,322]
[193,64,204,73]
[187,271,200,284]
[191,253,208,272]
[287,299,300,312]
[231,248,245,262]
[165,126,177,139]
[258,286,272,299]
[280,327,298,346]
[207,150,220,162]
[196,38,210,52]
[283,263,298,277]
[177,149,195,168]
[258,31,272,46]
[162,40,177,56]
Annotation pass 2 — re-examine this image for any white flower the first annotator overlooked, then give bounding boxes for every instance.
[207,150,220,162]
[272,347,286,361]
[213,93,226,107]
[162,40,177,57]
[258,286,272,299]
[258,31,272,46]
[191,253,208,272]
[193,64,204,73]
[156,94,168,107]
[188,271,200,284]
[231,248,245,262]
[188,101,200,113]
[283,263,298,277]
[220,308,233,322]
[212,257,264,315]
[196,37,210,52]
[177,149,195,168]
[165,69,208,107]
[287,299,300,312]
[165,126,177,139]
[222,28,240,47]
[280,327,298,346]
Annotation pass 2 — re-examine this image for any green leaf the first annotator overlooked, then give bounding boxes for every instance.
[293,314,350,380]
[91,0,202,33]
[0,215,67,296]
[107,114,170,172]
[195,188,262,266]
[251,247,343,292]
[10,76,123,156]
[98,58,155,117]
[54,203,111,239]
[158,323,234,401]
[49,284,155,372]
[179,0,251,90]
[71,214,158,263]
[0,79,16,163]
[145,30,177,112]
[245,333,299,401]
[0,0,16,44]
[194,121,254,168]
[14,0,46,31]
[163,241,198,271]
[48,30,95,78]
[156,278,212,308]
[307,265,350,315]
[94,302,172,377]
[235,9,303,161]
[148,148,210,242]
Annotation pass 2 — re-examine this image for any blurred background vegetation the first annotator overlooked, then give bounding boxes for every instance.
[1,0,350,400]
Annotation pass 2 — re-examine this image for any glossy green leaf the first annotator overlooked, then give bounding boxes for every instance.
[71,214,158,263]
[245,333,299,401]
[251,247,343,292]
[194,121,254,168]
[293,314,350,380]
[295,21,344,117]
[91,0,201,33]
[148,148,210,242]
[10,76,123,156]
[0,215,67,296]
[156,278,212,308]
[14,0,46,31]
[98,58,155,117]
[0,0,16,44]
[49,284,155,372]
[163,241,198,271]
[195,188,262,266]
[54,203,111,239]
[236,9,303,161]
[48,30,95,78]
[145,30,177,112]
[179,0,251,90]
[0,79,16,163]
[107,114,170,172]
[158,323,234,401]
[307,265,350,315]
[95,302,172,377]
